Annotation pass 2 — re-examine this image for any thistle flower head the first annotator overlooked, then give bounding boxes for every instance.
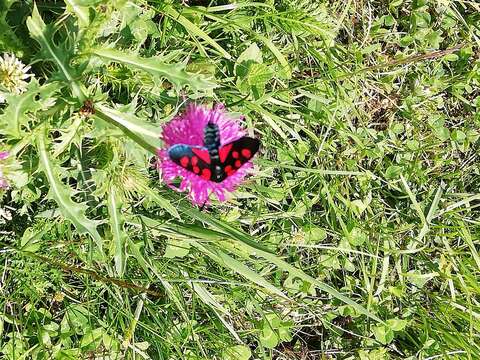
[157,103,256,205]
[0,53,34,103]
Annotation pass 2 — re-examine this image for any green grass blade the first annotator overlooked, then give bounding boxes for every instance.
[162,5,231,60]
[193,242,287,300]
[179,206,383,323]
[107,184,127,277]
[184,274,242,342]
[460,225,480,271]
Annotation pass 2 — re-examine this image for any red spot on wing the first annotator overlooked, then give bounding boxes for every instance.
[193,166,200,174]
[232,151,239,159]
[225,165,233,173]
[191,156,198,166]
[219,143,233,163]
[180,156,189,168]
[201,168,211,180]
[234,160,242,168]
[192,148,211,164]
[226,168,236,176]
[241,148,251,158]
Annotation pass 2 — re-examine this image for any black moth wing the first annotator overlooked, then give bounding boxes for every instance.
[217,137,260,180]
[167,144,216,180]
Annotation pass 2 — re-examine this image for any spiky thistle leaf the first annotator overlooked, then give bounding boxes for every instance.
[91,48,217,93]
[0,79,58,138]
[26,4,86,101]
[37,128,104,256]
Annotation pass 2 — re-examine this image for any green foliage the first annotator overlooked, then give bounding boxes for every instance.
[1,0,480,359]
[92,48,216,93]
[26,4,86,101]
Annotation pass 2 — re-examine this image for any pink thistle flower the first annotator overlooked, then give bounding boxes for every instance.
[157,103,258,205]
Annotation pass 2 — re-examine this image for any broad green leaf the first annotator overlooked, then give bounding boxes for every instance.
[26,4,86,101]
[346,227,368,246]
[223,345,251,360]
[80,327,103,348]
[259,326,278,348]
[303,226,327,243]
[386,318,408,331]
[37,129,104,255]
[236,43,263,72]
[20,227,46,253]
[372,324,394,345]
[405,271,438,288]
[63,304,90,335]
[107,184,127,276]
[91,48,216,92]
[385,165,402,179]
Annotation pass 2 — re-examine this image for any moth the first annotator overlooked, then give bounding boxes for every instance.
[168,122,260,182]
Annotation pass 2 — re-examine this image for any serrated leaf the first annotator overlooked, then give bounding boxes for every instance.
[52,116,83,157]
[107,184,127,276]
[91,48,216,92]
[26,4,86,101]
[372,324,394,345]
[0,13,23,53]
[0,80,58,138]
[37,129,104,255]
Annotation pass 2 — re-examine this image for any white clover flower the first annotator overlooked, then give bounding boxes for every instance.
[0,53,34,100]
